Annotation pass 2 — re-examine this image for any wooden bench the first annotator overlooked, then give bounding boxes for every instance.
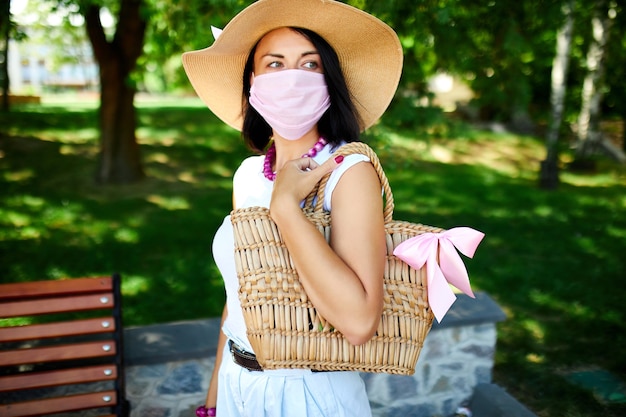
[0,274,129,417]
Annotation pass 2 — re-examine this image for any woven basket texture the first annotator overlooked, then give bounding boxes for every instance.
[231,142,439,375]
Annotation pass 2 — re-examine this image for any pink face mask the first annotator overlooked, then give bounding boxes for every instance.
[249,70,331,140]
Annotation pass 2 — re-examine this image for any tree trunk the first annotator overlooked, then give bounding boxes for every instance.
[597,133,626,163]
[97,59,144,183]
[84,0,147,184]
[1,0,10,112]
[540,0,574,190]
[574,0,614,162]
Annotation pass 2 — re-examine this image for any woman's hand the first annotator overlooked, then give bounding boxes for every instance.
[270,155,344,216]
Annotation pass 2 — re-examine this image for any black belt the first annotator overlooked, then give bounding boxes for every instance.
[227,340,327,372]
[228,340,263,371]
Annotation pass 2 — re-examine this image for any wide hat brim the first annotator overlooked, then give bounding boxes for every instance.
[182,0,403,132]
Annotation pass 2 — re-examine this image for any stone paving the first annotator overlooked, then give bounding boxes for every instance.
[127,357,216,417]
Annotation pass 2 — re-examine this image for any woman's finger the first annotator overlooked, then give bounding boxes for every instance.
[293,157,321,172]
[307,154,344,181]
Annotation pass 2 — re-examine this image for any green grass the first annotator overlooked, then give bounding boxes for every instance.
[1,96,625,416]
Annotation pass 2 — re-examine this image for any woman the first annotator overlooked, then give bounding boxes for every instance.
[182,0,403,415]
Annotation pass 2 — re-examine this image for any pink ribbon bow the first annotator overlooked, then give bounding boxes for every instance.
[393,227,485,323]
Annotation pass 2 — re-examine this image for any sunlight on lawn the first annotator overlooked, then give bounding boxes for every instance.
[146,195,191,210]
[525,352,545,364]
[114,227,140,243]
[4,168,35,182]
[529,289,595,320]
[562,171,626,186]
[521,317,546,341]
[122,274,150,296]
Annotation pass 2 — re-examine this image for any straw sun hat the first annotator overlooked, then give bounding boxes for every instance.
[182,0,403,132]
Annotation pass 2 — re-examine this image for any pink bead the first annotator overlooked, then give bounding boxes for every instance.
[196,406,217,417]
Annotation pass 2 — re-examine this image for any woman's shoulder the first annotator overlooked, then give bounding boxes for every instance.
[234,154,263,179]
[233,154,272,209]
[328,141,371,173]
[323,142,374,211]
[238,154,264,169]
[328,140,370,159]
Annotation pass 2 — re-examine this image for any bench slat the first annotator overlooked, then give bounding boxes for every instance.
[0,317,117,342]
[0,274,127,416]
[0,293,114,318]
[0,340,117,366]
[0,277,113,300]
[0,390,118,417]
[0,364,118,392]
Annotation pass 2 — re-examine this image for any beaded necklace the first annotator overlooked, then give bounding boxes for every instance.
[263,137,328,181]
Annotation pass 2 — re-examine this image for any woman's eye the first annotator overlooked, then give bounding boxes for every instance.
[303,61,319,70]
[268,61,282,68]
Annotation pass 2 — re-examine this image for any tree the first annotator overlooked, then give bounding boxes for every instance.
[20,0,244,184]
[83,0,147,184]
[540,0,575,189]
[573,0,618,165]
[83,0,246,183]
[1,0,11,112]
[603,2,626,154]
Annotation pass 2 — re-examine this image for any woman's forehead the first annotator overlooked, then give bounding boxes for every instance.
[255,28,317,56]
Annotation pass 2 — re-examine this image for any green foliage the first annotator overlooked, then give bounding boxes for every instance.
[140,0,251,92]
[349,0,564,122]
[16,1,92,73]
[377,94,469,143]
[344,0,625,129]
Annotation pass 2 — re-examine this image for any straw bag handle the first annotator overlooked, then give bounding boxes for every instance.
[305,142,395,223]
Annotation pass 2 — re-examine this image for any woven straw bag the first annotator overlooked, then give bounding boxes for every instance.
[230,142,441,375]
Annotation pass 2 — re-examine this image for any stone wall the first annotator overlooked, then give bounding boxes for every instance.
[363,293,506,417]
[124,292,506,417]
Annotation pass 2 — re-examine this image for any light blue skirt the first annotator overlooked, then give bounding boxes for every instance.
[216,343,372,417]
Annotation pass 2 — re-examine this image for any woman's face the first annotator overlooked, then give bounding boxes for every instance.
[253,27,324,77]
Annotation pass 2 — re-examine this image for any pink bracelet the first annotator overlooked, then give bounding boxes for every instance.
[196,405,216,417]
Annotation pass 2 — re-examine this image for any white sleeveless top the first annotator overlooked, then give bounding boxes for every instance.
[212,142,368,352]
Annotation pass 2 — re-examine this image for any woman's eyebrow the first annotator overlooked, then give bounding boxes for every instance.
[261,53,285,59]
[261,51,319,59]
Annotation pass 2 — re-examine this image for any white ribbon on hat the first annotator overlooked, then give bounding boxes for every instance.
[211,26,223,40]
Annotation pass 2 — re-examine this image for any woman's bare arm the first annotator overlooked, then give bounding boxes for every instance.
[270,159,385,345]
[204,304,228,408]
